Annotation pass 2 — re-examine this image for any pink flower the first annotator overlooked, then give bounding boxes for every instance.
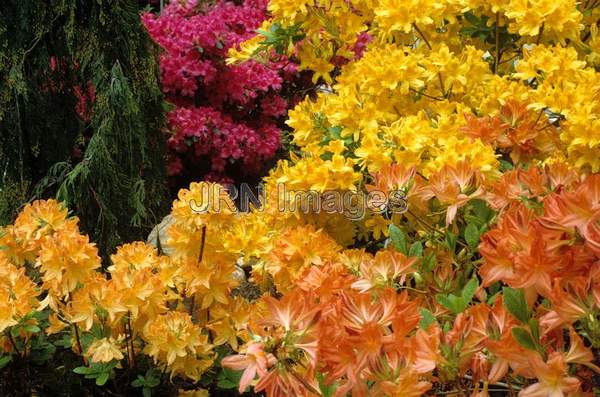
[142,0,306,181]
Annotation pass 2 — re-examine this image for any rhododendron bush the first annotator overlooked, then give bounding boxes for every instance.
[2,0,600,396]
[142,0,310,182]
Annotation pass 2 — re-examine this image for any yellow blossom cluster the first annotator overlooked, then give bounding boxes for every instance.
[242,0,600,201]
[0,192,249,383]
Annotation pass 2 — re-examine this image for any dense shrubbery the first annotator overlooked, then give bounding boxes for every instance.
[2,0,600,396]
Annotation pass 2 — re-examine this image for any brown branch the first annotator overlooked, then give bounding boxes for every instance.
[198,225,207,263]
[416,171,429,181]
[536,23,544,45]
[412,23,446,96]
[409,87,445,102]
[189,296,196,321]
[437,73,446,97]
[498,52,520,65]
[73,324,87,365]
[6,331,21,357]
[412,23,432,50]
[126,314,135,368]
[494,13,501,74]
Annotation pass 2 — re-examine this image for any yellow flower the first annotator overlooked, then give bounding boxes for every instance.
[178,389,210,397]
[0,258,39,333]
[268,0,314,23]
[207,318,239,350]
[36,227,100,298]
[86,337,124,363]
[46,313,68,335]
[108,241,161,273]
[13,199,70,242]
[143,312,210,366]
[9,199,79,263]
[171,182,236,230]
[364,214,391,240]
[266,224,341,292]
[374,0,446,35]
[227,34,263,65]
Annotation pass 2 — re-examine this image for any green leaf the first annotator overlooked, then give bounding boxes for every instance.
[409,241,423,257]
[317,371,338,397]
[145,368,161,387]
[146,377,160,388]
[54,334,73,348]
[73,366,93,375]
[464,224,480,249]
[30,340,56,364]
[512,327,537,351]
[487,291,500,305]
[389,224,408,255]
[217,366,243,390]
[502,287,529,323]
[132,378,144,388]
[499,159,513,171]
[529,318,540,343]
[143,387,152,397]
[459,26,479,37]
[471,199,492,222]
[96,372,109,386]
[445,231,457,252]
[463,12,481,26]
[436,294,467,314]
[422,252,436,272]
[24,325,41,333]
[0,355,12,369]
[217,379,238,389]
[443,320,452,333]
[464,214,484,227]
[419,308,437,329]
[461,278,479,302]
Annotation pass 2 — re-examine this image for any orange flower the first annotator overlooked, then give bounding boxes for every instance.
[366,164,416,208]
[540,283,589,332]
[375,367,432,397]
[221,342,277,394]
[266,225,341,292]
[412,325,443,374]
[417,161,484,225]
[540,175,600,237]
[13,199,70,242]
[351,250,417,292]
[519,353,581,397]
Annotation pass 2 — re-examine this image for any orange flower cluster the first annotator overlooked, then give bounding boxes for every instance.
[1,165,599,395]
[214,162,599,397]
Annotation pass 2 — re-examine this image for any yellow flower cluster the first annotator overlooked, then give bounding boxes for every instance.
[253,0,600,184]
[220,0,600,248]
[0,192,253,381]
[0,259,38,333]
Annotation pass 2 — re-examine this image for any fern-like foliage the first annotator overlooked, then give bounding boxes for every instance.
[0,0,169,261]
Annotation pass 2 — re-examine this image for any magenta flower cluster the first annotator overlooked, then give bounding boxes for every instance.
[143,0,301,181]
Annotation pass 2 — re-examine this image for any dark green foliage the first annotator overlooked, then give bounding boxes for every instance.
[0,0,169,259]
